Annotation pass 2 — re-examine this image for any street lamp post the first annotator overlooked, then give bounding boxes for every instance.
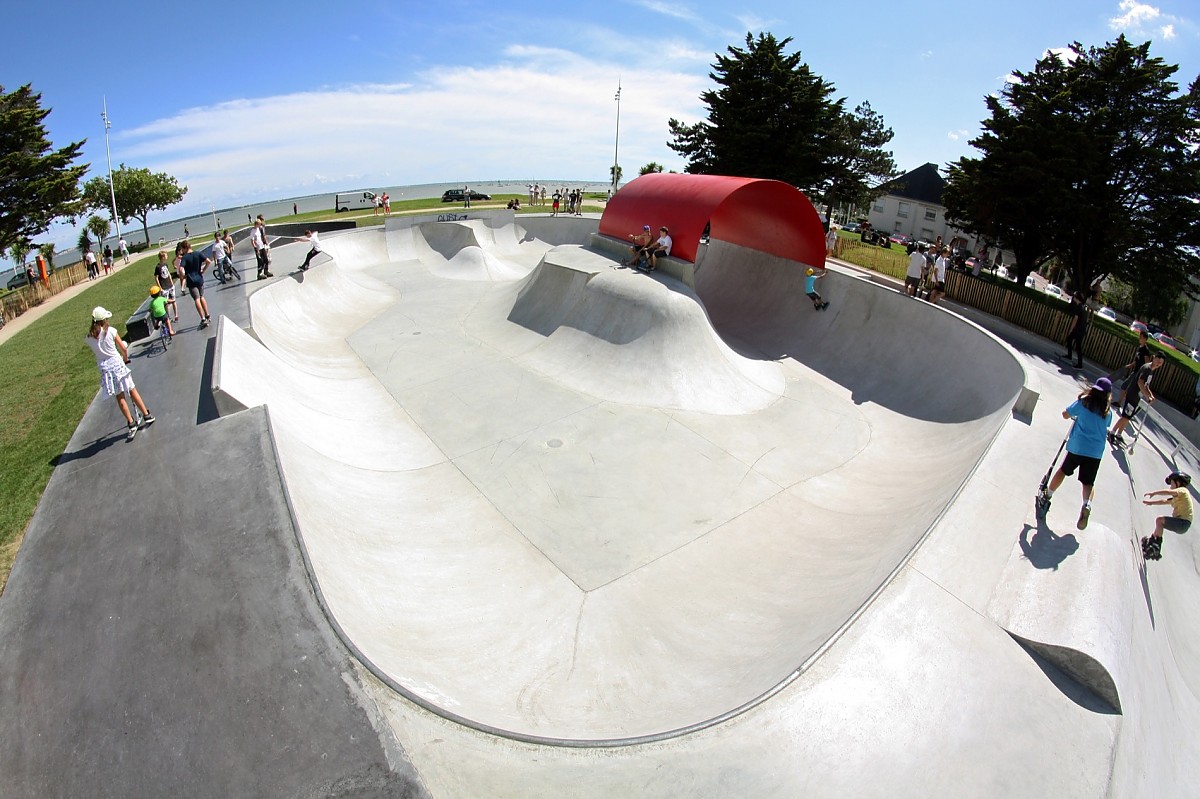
[100,97,122,245]
[612,82,621,195]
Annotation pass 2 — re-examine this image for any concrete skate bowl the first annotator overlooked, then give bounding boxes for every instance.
[214,221,1029,745]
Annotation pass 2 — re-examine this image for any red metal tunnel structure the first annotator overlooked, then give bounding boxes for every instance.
[598,173,826,267]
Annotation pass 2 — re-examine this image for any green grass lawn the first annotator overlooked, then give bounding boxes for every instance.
[0,252,161,589]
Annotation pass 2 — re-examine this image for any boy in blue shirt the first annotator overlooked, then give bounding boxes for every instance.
[805,267,829,310]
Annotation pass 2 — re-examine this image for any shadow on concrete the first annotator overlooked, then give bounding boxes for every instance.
[1009,634,1119,715]
[1136,536,1156,629]
[1019,522,1079,570]
[196,336,220,426]
[51,429,125,466]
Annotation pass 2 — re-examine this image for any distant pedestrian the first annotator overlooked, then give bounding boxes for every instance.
[102,245,114,275]
[84,248,98,280]
[540,185,547,205]
[1039,377,1113,530]
[463,186,471,209]
[551,190,561,216]
[293,203,298,216]
[905,244,926,297]
[825,225,838,258]
[1141,471,1193,561]
[118,237,129,264]
[929,246,950,304]
[1062,292,1089,368]
[184,224,190,239]
[85,306,155,441]
[382,192,391,214]
[528,184,536,205]
[805,267,830,310]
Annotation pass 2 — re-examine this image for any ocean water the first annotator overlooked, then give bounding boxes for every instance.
[4,179,612,279]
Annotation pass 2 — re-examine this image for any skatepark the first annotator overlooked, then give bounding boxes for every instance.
[2,174,1198,796]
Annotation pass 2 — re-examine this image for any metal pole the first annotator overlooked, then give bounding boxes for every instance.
[612,82,621,194]
[101,97,122,243]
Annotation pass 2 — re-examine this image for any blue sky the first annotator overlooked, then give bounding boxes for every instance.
[1,0,1196,257]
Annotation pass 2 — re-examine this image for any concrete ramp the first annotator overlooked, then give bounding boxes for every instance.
[211,220,1034,743]
[502,247,783,413]
[695,240,1026,422]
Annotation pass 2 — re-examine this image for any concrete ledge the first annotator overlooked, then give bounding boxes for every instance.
[124,296,153,342]
[211,316,249,418]
[987,523,1133,713]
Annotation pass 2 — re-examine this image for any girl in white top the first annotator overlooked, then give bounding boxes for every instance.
[930,246,951,304]
[85,306,155,440]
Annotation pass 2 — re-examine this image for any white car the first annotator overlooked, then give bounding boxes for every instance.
[1096,307,1118,322]
[1043,284,1066,300]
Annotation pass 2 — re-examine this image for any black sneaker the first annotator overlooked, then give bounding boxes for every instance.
[127,424,138,441]
[140,414,156,428]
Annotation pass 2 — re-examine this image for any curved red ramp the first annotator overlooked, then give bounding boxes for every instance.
[599,173,826,266]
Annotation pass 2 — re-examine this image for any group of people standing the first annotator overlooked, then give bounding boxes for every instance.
[903,242,952,304]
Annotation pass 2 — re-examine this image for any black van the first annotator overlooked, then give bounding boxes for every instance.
[441,189,491,203]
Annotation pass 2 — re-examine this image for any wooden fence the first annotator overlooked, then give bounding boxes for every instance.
[837,238,1199,412]
[0,261,91,325]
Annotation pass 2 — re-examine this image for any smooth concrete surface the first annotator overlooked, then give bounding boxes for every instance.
[3,212,1199,796]
[0,256,428,797]
[213,217,1031,742]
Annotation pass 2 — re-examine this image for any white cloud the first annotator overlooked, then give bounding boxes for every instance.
[947,129,970,141]
[1108,0,1183,41]
[98,61,707,228]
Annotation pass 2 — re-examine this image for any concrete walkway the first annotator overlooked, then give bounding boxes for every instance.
[1,214,1197,797]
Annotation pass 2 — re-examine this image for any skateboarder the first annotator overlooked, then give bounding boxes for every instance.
[1037,377,1112,530]
[1141,471,1193,561]
[805,267,829,310]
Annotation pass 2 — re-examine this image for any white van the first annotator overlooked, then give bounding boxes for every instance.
[334,191,378,212]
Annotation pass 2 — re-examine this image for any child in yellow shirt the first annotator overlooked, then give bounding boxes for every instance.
[1141,471,1193,560]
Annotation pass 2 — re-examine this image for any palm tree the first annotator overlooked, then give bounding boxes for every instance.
[86,215,111,250]
[37,242,55,273]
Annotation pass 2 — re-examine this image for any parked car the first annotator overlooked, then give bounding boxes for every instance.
[1096,307,1118,322]
[441,189,492,203]
[841,221,861,234]
[888,233,912,246]
[1043,284,1066,301]
[994,265,1014,281]
[1130,320,1149,334]
[5,271,30,289]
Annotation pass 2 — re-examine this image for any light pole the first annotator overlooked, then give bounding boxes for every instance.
[100,97,122,244]
[612,81,621,195]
